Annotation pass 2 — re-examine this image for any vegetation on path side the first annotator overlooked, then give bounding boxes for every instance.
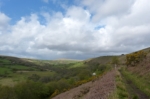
[109,68,128,99]
[120,67,150,98]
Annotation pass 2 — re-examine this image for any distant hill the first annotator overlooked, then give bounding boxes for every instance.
[85,56,115,64]
[22,58,81,66]
[56,58,82,61]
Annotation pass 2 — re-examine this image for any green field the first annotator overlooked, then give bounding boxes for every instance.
[0,67,12,75]
[0,58,11,63]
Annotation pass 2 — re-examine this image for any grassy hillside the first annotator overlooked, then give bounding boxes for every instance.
[85,56,114,65]
[0,47,150,99]
[109,47,150,99]
[0,55,83,86]
[23,58,81,66]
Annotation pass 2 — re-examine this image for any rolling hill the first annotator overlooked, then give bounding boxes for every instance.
[0,47,150,99]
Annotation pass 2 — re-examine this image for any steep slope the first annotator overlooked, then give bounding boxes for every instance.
[127,48,150,79]
[119,47,150,98]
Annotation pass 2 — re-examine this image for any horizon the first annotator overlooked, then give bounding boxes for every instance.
[0,0,150,60]
[1,46,148,60]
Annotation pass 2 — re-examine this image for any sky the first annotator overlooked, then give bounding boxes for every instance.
[0,0,150,60]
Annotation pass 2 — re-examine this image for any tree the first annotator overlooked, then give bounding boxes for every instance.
[0,86,17,99]
[14,81,49,99]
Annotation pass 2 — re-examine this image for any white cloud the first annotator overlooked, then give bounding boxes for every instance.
[42,0,49,3]
[0,0,150,59]
[80,0,150,53]
[0,12,10,31]
[82,0,135,22]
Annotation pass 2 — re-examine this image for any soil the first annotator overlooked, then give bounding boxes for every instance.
[52,70,116,99]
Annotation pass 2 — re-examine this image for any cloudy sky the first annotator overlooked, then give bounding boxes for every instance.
[0,0,150,60]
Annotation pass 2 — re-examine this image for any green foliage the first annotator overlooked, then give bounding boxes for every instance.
[57,79,70,91]
[14,81,49,99]
[0,81,49,99]
[126,51,147,66]
[78,69,90,80]
[121,68,150,97]
[0,55,111,98]
[110,70,128,99]
[0,67,12,75]
[132,95,138,99]
[46,81,58,95]
[0,86,17,99]
[10,65,31,70]
[0,58,11,64]
[111,56,119,65]
[28,74,40,81]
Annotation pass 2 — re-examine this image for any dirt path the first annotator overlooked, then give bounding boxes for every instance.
[52,70,116,99]
[121,72,149,99]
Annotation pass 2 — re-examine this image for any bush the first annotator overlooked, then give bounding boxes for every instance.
[126,51,147,66]
[14,81,49,99]
[0,86,17,99]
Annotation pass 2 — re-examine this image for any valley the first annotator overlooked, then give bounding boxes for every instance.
[0,47,150,99]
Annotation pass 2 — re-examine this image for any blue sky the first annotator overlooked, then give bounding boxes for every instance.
[0,0,150,60]
[0,0,75,24]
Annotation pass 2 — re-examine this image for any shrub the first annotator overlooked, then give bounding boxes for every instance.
[126,51,147,66]
[0,86,17,99]
[14,81,49,99]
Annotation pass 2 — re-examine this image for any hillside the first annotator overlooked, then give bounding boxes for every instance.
[51,47,150,99]
[127,50,150,78]
[0,47,150,99]
[118,47,150,99]
[0,54,114,99]
[85,56,115,65]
